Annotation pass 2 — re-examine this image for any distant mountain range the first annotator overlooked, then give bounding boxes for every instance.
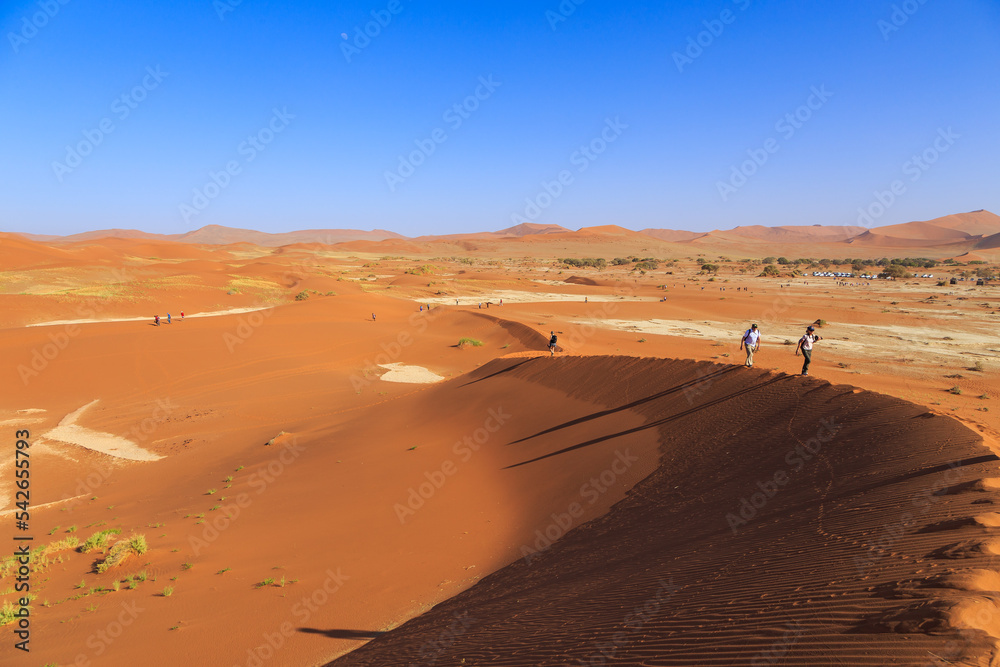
[14,210,1000,258]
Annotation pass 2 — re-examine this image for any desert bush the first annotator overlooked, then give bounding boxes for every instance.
[458,338,483,348]
[79,529,122,554]
[95,534,147,574]
[759,264,780,277]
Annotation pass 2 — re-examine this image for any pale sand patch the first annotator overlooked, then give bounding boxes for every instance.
[582,318,999,366]
[424,291,657,305]
[42,400,162,461]
[0,418,46,427]
[17,408,46,414]
[378,363,444,384]
[26,306,272,328]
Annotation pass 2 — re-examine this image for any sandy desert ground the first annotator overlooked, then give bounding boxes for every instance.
[4,212,1000,666]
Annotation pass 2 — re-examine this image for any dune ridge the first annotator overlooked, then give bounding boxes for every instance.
[333,356,1000,666]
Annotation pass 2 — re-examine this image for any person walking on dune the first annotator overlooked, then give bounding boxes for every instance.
[167,313,171,324]
[548,331,558,357]
[740,323,760,367]
[795,325,822,376]
[180,311,184,320]
[154,315,159,326]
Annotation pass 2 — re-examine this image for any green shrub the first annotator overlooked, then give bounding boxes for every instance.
[294,291,309,301]
[95,534,147,573]
[458,338,483,348]
[79,529,122,554]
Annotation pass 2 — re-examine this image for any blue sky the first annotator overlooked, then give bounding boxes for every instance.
[2,0,998,237]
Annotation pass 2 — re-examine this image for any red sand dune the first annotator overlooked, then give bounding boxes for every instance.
[176,225,405,247]
[21,228,184,243]
[494,223,571,237]
[701,224,867,244]
[333,357,1000,666]
[846,230,978,250]
[864,220,973,242]
[923,210,1000,238]
[6,221,1000,666]
[334,238,427,254]
[0,232,78,268]
[639,228,707,243]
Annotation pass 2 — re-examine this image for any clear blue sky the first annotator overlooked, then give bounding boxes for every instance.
[2,0,998,236]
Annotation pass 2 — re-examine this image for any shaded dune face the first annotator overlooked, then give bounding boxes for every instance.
[332,357,1000,667]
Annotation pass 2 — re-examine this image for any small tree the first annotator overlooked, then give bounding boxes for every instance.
[759,264,781,277]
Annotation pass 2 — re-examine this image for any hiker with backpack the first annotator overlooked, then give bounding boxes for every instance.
[740,323,760,367]
[795,325,822,376]
[548,331,558,357]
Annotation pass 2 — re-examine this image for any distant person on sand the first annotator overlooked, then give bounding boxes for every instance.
[167,313,171,324]
[372,313,376,322]
[795,325,822,376]
[740,324,760,368]
[154,315,159,326]
[548,331,558,357]
[180,311,184,320]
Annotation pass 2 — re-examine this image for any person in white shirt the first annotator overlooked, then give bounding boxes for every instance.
[795,325,822,376]
[740,323,760,367]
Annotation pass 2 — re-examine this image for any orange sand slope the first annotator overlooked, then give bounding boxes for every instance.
[334,357,1000,666]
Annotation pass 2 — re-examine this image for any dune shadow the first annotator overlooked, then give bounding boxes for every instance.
[507,365,741,446]
[505,373,786,469]
[460,358,536,386]
[297,628,386,640]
